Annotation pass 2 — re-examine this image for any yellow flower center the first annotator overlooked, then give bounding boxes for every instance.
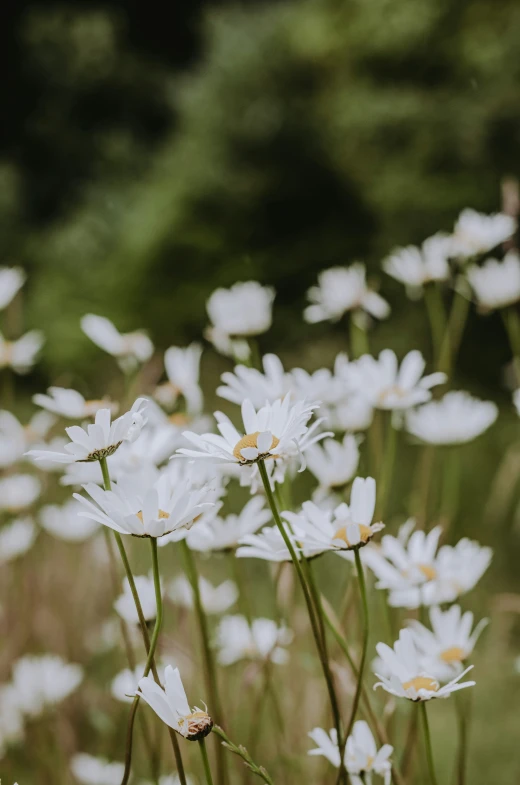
[418,564,437,581]
[333,524,373,547]
[169,412,190,426]
[136,509,170,523]
[366,756,375,770]
[232,431,280,461]
[440,646,465,663]
[402,676,439,693]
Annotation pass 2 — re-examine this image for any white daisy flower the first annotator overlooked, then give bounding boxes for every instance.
[70,753,124,785]
[217,353,289,408]
[178,395,320,471]
[39,499,100,542]
[74,472,215,538]
[155,343,203,414]
[11,654,83,717]
[215,615,293,665]
[0,330,44,373]
[513,388,520,416]
[284,478,383,555]
[27,398,147,464]
[305,434,360,495]
[81,314,153,369]
[33,386,117,419]
[0,684,24,756]
[408,605,488,683]
[169,576,238,615]
[435,537,492,601]
[451,208,516,259]
[114,574,160,624]
[374,629,475,701]
[383,234,451,298]
[304,264,390,324]
[206,280,275,339]
[343,350,446,411]
[137,665,213,740]
[187,496,271,552]
[466,251,520,310]
[308,722,393,784]
[236,522,323,562]
[406,391,498,445]
[0,410,56,468]
[0,518,37,563]
[0,266,26,310]
[110,661,172,704]
[0,475,41,511]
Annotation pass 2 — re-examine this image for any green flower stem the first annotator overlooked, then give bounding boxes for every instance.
[199,739,215,785]
[376,413,398,520]
[438,287,470,375]
[258,460,345,782]
[350,313,370,358]
[212,725,275,785]
[455,691,471,785]
[341,550,369,758]
[420,702,439,785]
[424,283,447,363]
[181,539,229,785]
[231,552,253,626]
[440,446,460,539]
[98,457,187,785]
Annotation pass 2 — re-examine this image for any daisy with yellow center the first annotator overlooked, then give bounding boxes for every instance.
[33,386,118,419]
[282,477,384,559]
[73,472,215,538]
[408,604,488,682]
[178,394,321,468]
[374,629,475,702]
[308,721,393,782]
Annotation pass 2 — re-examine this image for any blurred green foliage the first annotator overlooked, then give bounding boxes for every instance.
[1,0,519,376]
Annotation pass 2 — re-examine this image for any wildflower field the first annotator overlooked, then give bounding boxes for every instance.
[2,200,520,785]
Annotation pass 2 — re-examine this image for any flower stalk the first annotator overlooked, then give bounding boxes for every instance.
[420,702,439,785]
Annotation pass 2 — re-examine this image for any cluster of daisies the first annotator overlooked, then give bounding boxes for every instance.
[0,204,516,784]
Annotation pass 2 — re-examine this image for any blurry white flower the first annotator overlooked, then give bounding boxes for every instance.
[304,264,390,324]
[81,314,153,369]
[0,409,56,468]
[364,522,492,608]
[285,478,383,555]
[187,496,271,552]
[308,722,393,784]
[11,654,83,717]
[0,518,36,563]
[0,475,41,511]
[0,331,44,373]
[383,234,451,298]
[140,777,193,785]
[406,391,498,445]
[236,522,322,562]
[39,499,100,542]
[27,398,147,464]
[217,354,289,408]
[306,434,360,494]
[75,471,215,538]
[138,665,213,739]
[71,753,124,785]
[0,684,24,756]
[327,354,374,431]
[33,386,117,419]
[155,344,203,414]
[179,395,320,468]
[215,615,293,665]
[374,629,475,701]
[110,661,172,704]
[206,281,275,339]
[0,266,25,310]
[408,605,488,683]
[466,251,520,310]
[114,574,160,624]
[169,576,238,615]
[343,350,446,410]
[514,389,520,417]
[451,208,516,259]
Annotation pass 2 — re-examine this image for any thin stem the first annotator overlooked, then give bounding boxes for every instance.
[212,726,275,785]
[420,702,438,785]
[342,550,369,750]
[440,447,460,539]
[438,286,470,375]
[199,739,215,785]
[99,457,186,785]
[181,539,228,785]
[424,283,447,363]
[232,552,253,626]
[258,460,345,781]
[455,691,470,785]
[350,313,370,358]
[121,539,164,785]
[376,413,398,520]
